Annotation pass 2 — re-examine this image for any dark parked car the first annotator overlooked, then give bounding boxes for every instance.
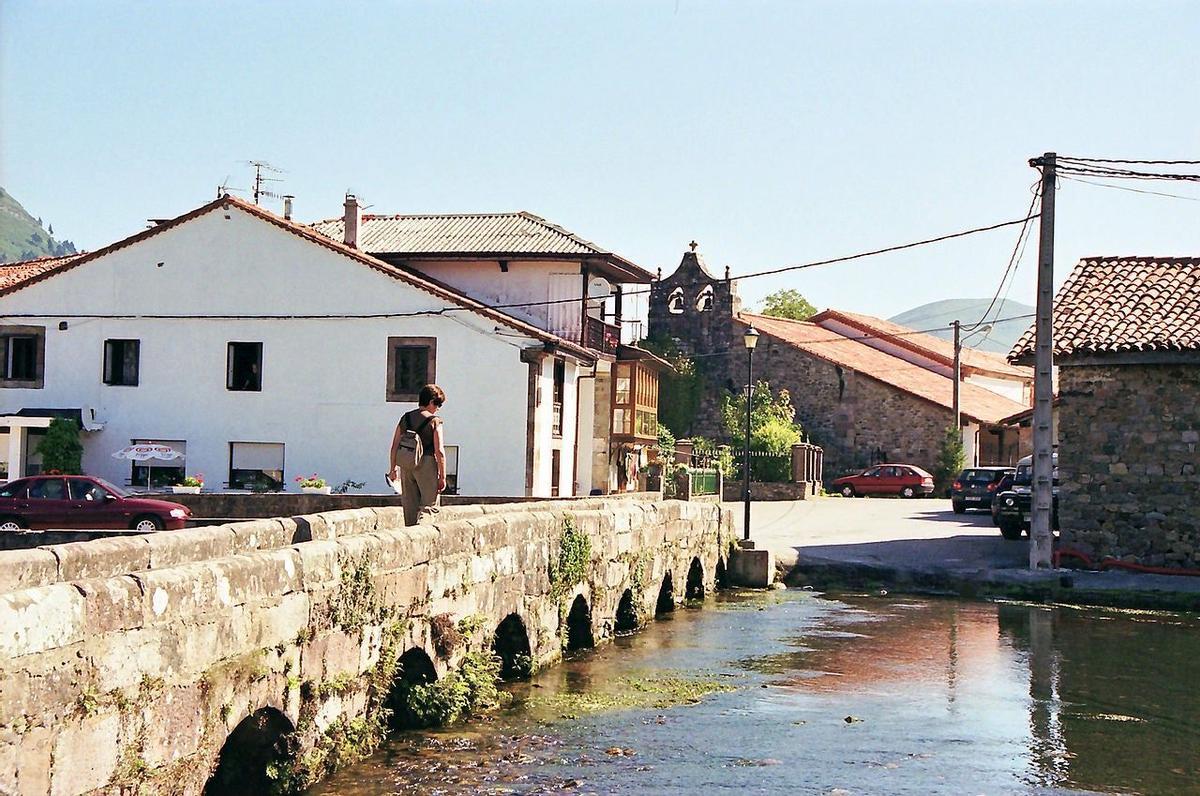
[951,467,1014,514]
[832,464,936,499]
[990,472,1014,525]
[994,453,1059,540]
[0,475,192,532]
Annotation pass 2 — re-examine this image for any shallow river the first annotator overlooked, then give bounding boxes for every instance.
[311,590,1200,795]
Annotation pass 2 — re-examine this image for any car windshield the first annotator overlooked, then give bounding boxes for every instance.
[1014,464,1058,486]
[89,477,129,498]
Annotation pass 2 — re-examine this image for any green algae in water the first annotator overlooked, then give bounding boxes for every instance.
[522,673,739,719]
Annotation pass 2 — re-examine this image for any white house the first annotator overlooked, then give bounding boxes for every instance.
[0,195,634,497]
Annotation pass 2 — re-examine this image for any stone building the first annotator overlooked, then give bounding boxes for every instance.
[1010,256,1200,568]
[648,249,1030,478]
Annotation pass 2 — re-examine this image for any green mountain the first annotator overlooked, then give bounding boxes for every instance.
[890,298,1035,356]
[0,187,77,264]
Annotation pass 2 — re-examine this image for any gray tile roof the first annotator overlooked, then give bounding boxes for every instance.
[1010,256,1200,361]
[310,211,651,281]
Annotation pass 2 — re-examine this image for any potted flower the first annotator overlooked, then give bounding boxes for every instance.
[295,474,330,495]
[173,473,204,494]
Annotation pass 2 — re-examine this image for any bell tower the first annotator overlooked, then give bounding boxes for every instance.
[647,242,741,357]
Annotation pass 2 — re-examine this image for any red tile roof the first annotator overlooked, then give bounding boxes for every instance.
[0,196,595,362]
[810,309,1031,379]
[742,312,1029,425]
[0,254,83,291]
[1010,256,1200,361]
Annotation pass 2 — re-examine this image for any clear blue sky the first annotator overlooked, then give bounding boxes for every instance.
[3,1,1197,323]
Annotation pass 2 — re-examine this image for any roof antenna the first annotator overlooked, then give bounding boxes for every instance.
[242,160,286,205]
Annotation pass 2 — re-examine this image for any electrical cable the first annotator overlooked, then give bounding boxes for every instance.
[1059,174,1200,202]
[963,182,1042,333]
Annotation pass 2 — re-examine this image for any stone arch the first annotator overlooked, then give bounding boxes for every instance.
[566,594,594,650]
[686,557,705,600]
[614,588,639,634]
[385,647,439,729]
[667,287,685,314]
[656,572,675,617]
[715,557,729,590]
[204,707,294,796]
[695,284,714,312]
[493,613,533,680]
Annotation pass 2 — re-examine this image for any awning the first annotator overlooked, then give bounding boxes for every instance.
[5,407,105,431]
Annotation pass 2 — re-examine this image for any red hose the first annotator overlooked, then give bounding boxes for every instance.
[1052,544,1200,577]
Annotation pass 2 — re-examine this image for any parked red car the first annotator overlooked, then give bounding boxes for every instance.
[0,475,192,532]
[832,464,935,498]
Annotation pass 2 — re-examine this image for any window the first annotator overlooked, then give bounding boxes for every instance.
[229,442,284,491]
[103,339,140,386]
[387,336,436,402]
[227,342,262,391]
[129,439,186,488]
[28,478,67,500]
[69,479,111,502]
[0,325,45,387]
[552,359,565,437]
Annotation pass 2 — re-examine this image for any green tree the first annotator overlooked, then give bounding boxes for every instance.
[639,334,703,438]
[37,417,83,474]
[760,289,817,321]
[933,426,965,494]
[720,381,804,482]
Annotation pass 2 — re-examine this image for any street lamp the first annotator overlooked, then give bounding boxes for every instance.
[952,321,993,464]
[742,325,759,541]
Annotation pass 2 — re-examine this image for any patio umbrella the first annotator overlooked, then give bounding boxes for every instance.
[112,443,184,490]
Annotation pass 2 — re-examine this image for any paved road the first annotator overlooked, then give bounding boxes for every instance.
[725,495,1200,596]
[727,496,1026,575]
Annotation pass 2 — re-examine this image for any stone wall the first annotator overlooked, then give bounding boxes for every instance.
[1058,363,1200,567]
[740,335,953,478]
[0,497,730,795]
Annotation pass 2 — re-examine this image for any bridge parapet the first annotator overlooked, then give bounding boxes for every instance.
[0,497,730,795]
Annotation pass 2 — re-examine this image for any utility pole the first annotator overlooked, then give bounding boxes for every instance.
[1029,152,1056,569]
[952,319,961,434]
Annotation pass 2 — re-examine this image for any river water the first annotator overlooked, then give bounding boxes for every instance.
[311,590,1200,795]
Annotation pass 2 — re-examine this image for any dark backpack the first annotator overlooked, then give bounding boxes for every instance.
[395,411,432,473]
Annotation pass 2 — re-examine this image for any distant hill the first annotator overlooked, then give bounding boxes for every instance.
[0,187,77,264]
[890,298,1034,356]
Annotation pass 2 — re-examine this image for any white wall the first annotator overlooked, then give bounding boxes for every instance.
[965,374,1027,405]
[525,355,578,496]
[0,207,542,496]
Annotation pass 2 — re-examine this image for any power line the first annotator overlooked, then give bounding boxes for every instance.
[1059,156,1200,166]
[1,211,1044,322]
[963,182,1041,333]
[1060,174,1200,202]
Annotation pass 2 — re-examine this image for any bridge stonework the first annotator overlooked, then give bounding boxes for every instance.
[0,497,730,795]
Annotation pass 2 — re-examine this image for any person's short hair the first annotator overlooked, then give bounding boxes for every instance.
[419,384,446,407]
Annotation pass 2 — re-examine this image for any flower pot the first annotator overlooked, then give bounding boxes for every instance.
[301,486,331,495]
[171,486,201,494]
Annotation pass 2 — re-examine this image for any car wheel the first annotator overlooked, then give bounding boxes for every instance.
[901,486,916,499]
[840,485,855,498]
[0,515,27,532]
[991,510,1001,527]
[999,521,1023,540]
[131,515,165,532]
[952,500,965,514]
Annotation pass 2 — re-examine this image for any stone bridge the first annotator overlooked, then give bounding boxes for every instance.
[0,496,730,795]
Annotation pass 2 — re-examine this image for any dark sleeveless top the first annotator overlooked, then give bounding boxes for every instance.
[402,409,439,456]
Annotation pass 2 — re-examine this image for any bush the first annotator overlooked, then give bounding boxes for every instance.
[933,426,965,494]
[37,417,83,474]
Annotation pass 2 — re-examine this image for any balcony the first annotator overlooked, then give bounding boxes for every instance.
[581,315,620,356]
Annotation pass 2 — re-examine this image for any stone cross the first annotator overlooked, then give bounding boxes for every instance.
[689,240,698,252]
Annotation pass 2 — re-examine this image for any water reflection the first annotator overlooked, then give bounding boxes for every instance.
[311,592,1200,795]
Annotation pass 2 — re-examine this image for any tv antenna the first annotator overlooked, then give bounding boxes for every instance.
[242,160,286,205]
[216,175,247,199]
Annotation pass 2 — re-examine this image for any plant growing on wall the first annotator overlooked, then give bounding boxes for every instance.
[933,426,965,495]
[720,381,803,482]
[36,417,83,474]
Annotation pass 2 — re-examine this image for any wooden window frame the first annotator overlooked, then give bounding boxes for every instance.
[0,325,46,389]
[386,336,437,402]
[103,339,141,387]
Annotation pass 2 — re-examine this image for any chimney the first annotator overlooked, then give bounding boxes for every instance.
[282,195,294,221]
[343,194,360,248]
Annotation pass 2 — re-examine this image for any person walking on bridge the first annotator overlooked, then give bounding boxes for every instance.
[388,384,447,526]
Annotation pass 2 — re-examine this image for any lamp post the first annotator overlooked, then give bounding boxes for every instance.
[742,325,759,541]
[951,321,992,466]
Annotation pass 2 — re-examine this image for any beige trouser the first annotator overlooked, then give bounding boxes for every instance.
[400,456,439,526]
